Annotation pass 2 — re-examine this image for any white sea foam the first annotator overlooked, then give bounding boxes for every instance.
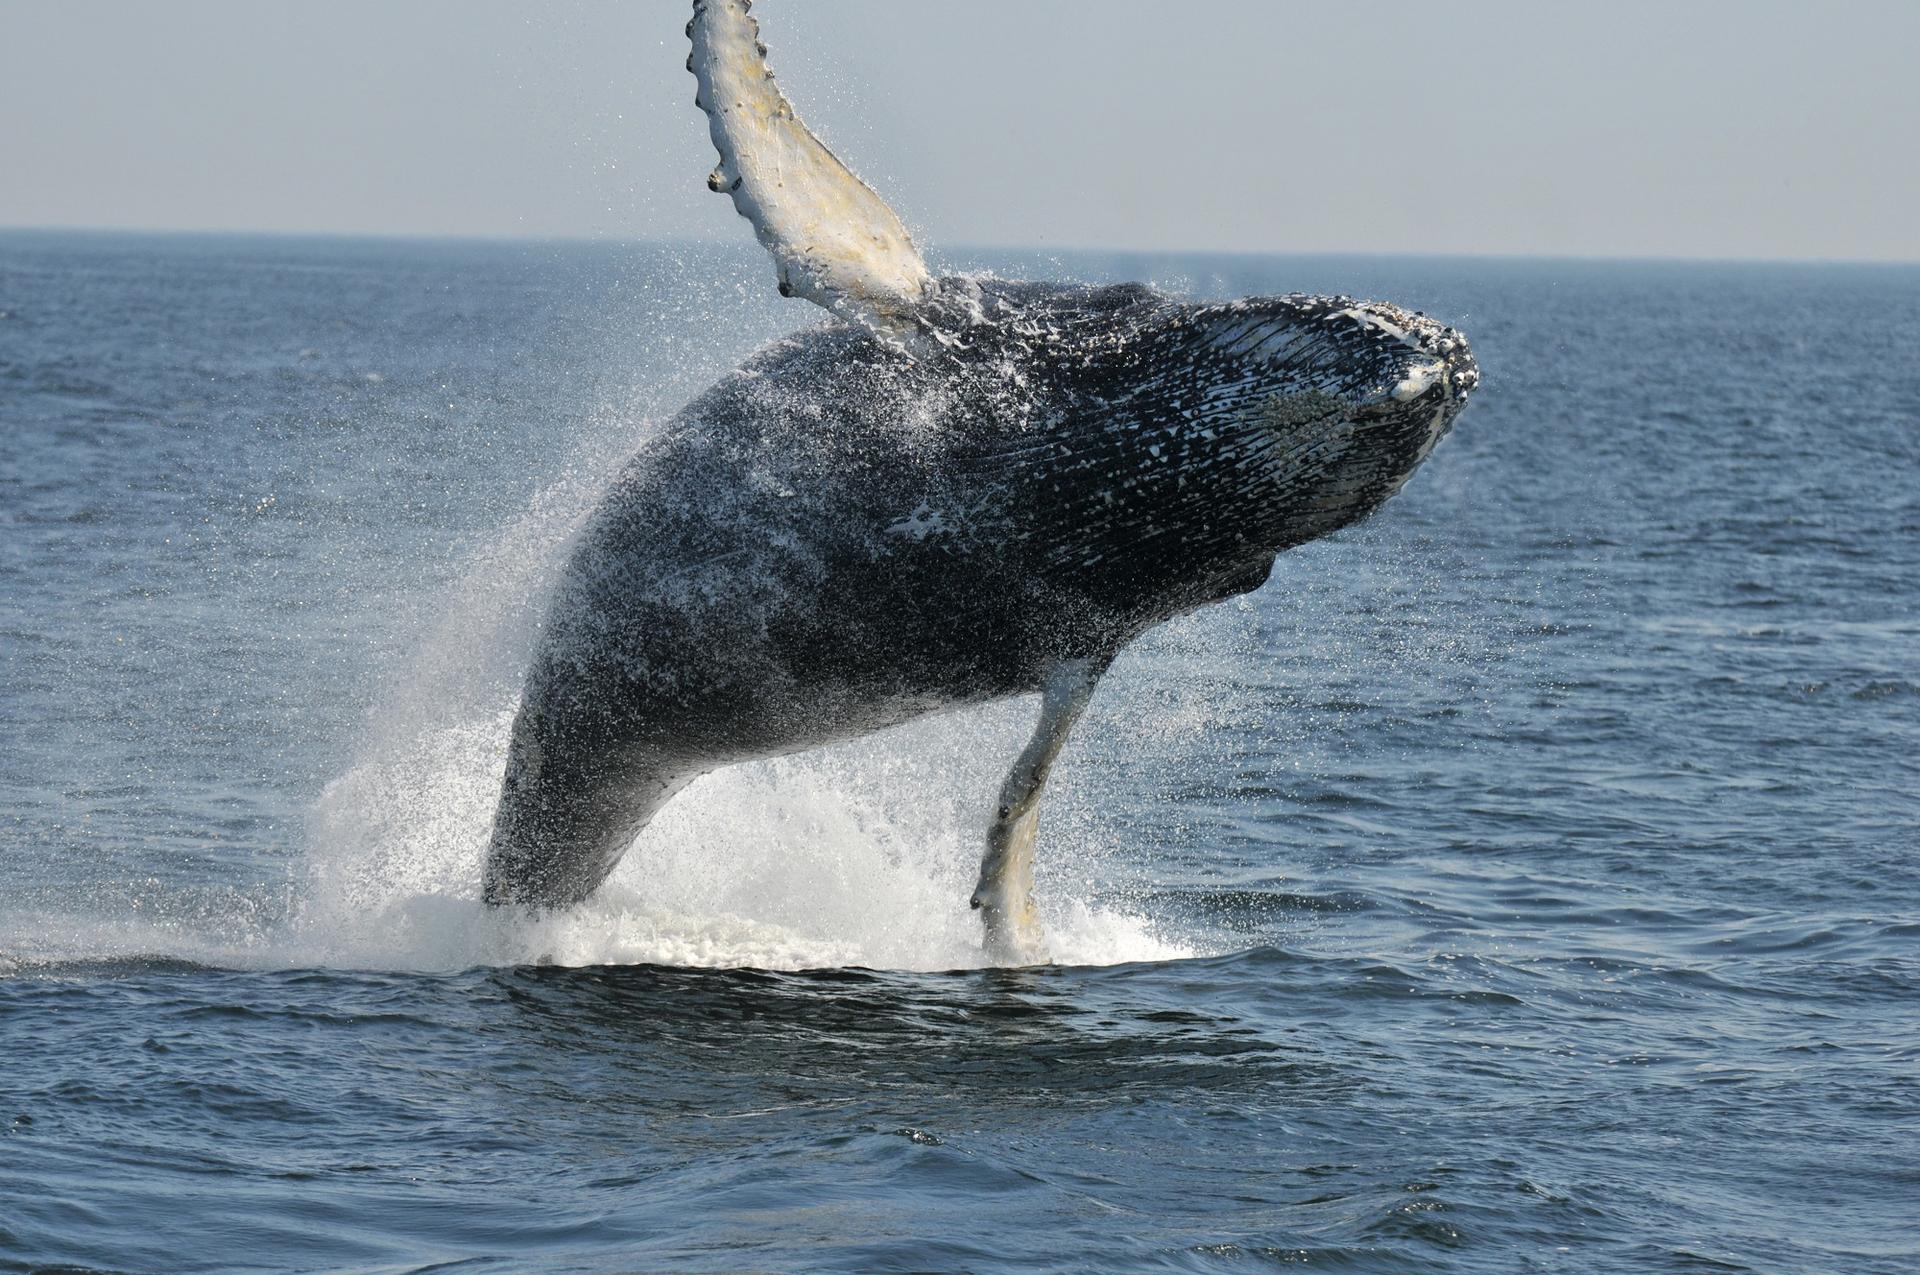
[288,693,1194,974]
[0,666,1198,975]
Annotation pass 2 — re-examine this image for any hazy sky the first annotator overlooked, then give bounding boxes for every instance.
[3,0,1917,262]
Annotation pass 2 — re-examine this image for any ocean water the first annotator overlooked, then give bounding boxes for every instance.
[1,231,1915,1273]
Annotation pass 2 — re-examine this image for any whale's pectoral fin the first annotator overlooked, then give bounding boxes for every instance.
[971,657,1107,966]
[686,0,934,345]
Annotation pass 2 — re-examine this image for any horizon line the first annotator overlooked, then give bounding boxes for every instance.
[3,222,1917,271]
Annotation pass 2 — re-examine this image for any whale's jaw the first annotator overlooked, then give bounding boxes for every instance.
[968,285,1477,632]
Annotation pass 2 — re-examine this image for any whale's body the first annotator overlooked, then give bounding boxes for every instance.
[484,2,1479,961]
[483,280,1477,930]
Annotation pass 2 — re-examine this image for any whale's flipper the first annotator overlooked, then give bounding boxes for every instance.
[687,0,933,341]
[971,657,1108,965]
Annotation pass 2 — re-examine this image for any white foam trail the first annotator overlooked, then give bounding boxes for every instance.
[292,695,1193,973]
[0,604,1229,976]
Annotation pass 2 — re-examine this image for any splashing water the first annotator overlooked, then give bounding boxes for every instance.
[298,699,1196,973]
[273,360,1206,973]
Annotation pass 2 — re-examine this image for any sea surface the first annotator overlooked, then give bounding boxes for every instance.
[1,231,1916,1273]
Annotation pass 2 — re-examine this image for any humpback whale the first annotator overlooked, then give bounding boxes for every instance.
[482,0,1478,963]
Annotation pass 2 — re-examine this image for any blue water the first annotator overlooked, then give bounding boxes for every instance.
[2,231,1916,1273]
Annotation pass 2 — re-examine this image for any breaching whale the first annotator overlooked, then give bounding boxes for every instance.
[482,0,1478,963]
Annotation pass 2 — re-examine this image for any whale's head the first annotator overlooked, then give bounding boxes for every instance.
[997,283,1479,623]
[1180,292,1479,548]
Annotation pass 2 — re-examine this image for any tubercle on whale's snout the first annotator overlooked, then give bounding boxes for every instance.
[1317,299,1479,411]
[1308,306,1474,483]
[1187,293,1476,408]
[1324,303,1477,477]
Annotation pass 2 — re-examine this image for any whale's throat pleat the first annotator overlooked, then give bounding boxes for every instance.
[965,384,1333,619]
